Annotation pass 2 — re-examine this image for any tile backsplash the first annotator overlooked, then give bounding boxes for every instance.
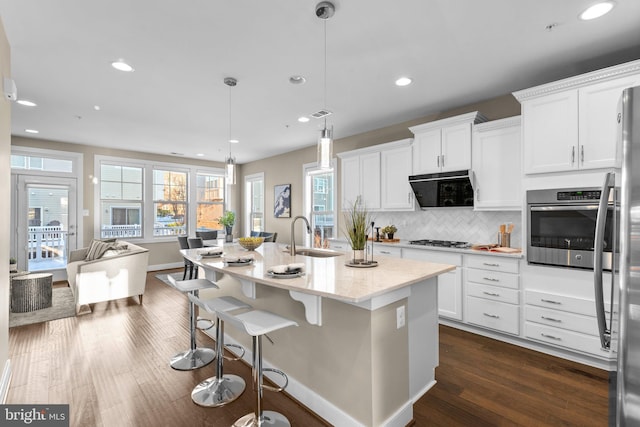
[369,209,522,248]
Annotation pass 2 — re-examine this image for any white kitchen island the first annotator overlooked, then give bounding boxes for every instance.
[181,243,455,427]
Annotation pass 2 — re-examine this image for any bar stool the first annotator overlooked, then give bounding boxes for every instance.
[177,236,194,280]
[187,237,204,279]
[187,293,251,407]
[216,309,298,427]
[167,275,217,370]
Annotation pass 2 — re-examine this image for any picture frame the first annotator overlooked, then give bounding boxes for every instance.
[274,184,291,218]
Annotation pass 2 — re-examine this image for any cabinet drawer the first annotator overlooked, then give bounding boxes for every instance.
[402,248,462,266]
[525,306,598,336]
[466,296,520,335]
[367,244,401,258]
[467,283,519,305]
[525,290,595,316]
[466,255,519,273]
[467,268,519,289]
[524,322,609,357]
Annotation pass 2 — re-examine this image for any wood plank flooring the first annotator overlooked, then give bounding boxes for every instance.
[8,270,608,426]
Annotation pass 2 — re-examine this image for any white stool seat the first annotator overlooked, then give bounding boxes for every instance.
[217,309,299,337]
[168,276,218,292]
[190,294,251,314]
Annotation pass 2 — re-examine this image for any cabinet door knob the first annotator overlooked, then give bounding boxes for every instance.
[581,145,584,164]
[441,154,445,167]
[571,146,575,165]
[436,155,440,167]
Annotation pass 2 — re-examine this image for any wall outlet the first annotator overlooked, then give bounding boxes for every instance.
[396,305,405,329]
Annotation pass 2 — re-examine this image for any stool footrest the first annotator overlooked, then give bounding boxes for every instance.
[223,343,245,361]
[262,368,288,393]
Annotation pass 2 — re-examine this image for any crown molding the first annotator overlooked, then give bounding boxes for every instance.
[513,59,640,102]
[408,111,488,134]
[473,115,521,132]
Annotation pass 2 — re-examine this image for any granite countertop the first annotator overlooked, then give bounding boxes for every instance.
[181,242,455,303]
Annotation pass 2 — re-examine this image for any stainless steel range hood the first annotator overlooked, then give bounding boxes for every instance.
[408,170,474,208]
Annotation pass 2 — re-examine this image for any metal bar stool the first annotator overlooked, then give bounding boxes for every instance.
[216,309,298,427]
[177,236,195,280]
[167,275,218,370]
[187,293,251,407]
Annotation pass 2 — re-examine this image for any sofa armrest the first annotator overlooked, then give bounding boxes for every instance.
[69,247,89,263]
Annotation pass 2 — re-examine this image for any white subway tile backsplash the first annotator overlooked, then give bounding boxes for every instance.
[370,209,522,248]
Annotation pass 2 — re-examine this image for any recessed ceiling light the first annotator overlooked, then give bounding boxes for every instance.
[111,60,135,72]
[196,153,204,157]
[25,129,39,134]
[298,116,310,123]
[289,75,306,85]
[93,105,101,111]
[229,139,239,144]
[579,1,615,20]
[395,77,413,87]
[17,99,37,107]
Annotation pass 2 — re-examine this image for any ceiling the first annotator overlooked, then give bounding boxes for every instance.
[1,0,640,164]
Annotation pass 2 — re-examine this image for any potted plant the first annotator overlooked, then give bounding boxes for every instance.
[382,225,397,240]
[342,199,372,262]
[218,211,236,242]
[9,257,17,272]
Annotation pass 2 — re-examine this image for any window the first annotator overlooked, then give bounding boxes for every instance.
[244,173,265,233]
[100,164,143,238]
[95,155,224,241]
[303,162,336,248]
[11,154,73,173]
[196,173,224,232]
[153,169,187,237]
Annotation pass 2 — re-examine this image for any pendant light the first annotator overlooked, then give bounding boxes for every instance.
[224,77,237,185]
[316,1,335,170]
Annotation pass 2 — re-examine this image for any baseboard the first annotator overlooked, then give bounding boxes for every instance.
[1,359,11,404]
[203,330,409,427]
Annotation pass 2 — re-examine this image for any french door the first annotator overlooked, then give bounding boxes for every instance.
[12,175,78,281]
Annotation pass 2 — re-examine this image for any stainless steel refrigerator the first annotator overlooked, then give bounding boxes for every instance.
[594,85,640,426]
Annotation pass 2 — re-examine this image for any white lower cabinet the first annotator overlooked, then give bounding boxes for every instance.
[464,254,521,335]
[402,248,463,321]
[524,289,606,356]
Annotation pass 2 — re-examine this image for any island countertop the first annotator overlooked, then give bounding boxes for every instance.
[181,242,455,303]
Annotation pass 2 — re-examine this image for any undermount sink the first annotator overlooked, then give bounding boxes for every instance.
[292,248,342,258]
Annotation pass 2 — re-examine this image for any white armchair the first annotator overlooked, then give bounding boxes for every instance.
[66,240,149,314]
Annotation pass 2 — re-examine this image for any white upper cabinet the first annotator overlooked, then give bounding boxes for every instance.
[409,111,487,175]
[340,151,381,210]
[514,60,640,174]
[380,142,414,210]
[472,116,522,210]
[339,139,413,211]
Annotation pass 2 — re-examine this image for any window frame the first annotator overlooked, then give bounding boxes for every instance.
[244,172,265,235]
[302,160,337,248]
[94,155,224,243]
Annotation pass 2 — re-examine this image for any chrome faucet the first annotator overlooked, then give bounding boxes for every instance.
[290,215,311,256]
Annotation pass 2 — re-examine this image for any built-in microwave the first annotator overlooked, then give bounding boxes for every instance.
[526,187,616,270]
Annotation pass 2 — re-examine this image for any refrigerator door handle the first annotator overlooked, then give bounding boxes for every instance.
[594,172,614,350]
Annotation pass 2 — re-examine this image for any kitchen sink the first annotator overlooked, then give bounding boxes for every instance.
[290,248,343,258]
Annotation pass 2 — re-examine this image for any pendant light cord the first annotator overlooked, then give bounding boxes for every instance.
[323,18,328,130]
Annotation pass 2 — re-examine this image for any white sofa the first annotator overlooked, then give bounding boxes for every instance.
[66,240,149,314]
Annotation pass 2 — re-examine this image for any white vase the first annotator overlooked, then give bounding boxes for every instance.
[352,249,365,262]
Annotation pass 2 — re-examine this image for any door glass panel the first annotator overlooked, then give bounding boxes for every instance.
[27,185,69,272]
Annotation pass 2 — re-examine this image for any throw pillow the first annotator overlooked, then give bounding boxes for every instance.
[85,239,114,260]
[102,244,130,257]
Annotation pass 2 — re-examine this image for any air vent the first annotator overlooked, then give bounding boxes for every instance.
[311,109,332,119]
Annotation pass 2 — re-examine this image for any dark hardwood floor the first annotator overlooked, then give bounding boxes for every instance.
[8,270,608,426]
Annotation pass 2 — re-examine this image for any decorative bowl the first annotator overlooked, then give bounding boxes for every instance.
[238,237,264,251]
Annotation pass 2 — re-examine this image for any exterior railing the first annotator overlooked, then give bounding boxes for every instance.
[28,226,66,261]
[100,224,187,238]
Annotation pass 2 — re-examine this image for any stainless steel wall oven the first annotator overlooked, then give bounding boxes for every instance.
[526,187,616,270]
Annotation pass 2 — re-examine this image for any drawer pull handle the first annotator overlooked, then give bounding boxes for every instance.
[483,313,500,319]
[483,277,500,282]
[541,316,562,323]
[541,333,562,341]
[541,299,561,305]
[380,251,391,254]
[483,262,500,267]
[483,291,500,297]
[334,245,343,249]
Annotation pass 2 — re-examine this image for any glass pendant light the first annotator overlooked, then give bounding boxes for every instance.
[224,77,237,185]
[316,2,335,170]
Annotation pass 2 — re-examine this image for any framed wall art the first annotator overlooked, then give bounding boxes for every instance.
[274,184,291,218]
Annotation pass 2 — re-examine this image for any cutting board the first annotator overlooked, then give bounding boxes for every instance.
[368,238,400,243]
[471,244,521,254]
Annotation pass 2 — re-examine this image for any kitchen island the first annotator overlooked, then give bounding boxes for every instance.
[182,242,455,427]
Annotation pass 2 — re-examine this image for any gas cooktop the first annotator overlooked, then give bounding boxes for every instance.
[408,239,471,249]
